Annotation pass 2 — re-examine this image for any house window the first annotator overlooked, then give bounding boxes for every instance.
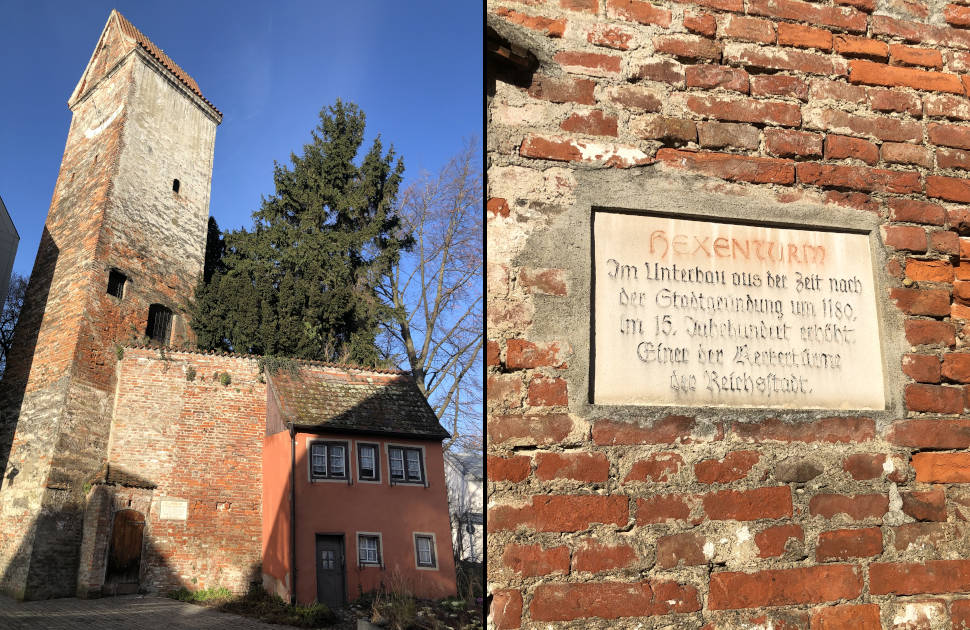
[358,534,382,566]
[310,441,348,480]
[357,443,379,481]
[414,533,437,569]
[172,179,180,193]
[107,269,127,298]
[146,304,173,344]
[388,446,424,484]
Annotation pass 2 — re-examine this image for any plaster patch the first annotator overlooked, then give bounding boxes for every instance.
[736,525,752,545]
[703,541,715,559]
[85,104,124,138]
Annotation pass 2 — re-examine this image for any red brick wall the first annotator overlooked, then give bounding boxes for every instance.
[106,348,265,594]
[488,1,970,627]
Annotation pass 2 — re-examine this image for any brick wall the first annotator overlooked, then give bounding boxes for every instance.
[99,348,265,594]
[0,12,220,599]
[488,0,970,627]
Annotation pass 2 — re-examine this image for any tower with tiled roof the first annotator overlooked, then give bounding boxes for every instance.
[0,11,220,599]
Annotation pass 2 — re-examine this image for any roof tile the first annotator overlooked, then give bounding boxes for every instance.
[113,11,220,116]
[269,367,450,439]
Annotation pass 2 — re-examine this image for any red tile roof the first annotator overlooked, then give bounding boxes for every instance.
[112,10,221,116]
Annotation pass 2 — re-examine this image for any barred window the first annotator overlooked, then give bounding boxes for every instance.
[107,269,127,298]
[146,304,173,344]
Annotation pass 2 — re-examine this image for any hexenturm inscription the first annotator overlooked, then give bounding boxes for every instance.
[592,211,885,410]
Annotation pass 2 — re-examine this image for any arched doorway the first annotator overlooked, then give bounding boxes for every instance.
[105,509,144,595]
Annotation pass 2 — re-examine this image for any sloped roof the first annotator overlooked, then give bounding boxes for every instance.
[75,10,220,116]
[447,451,483,479]
[269,366,450,440]
[90,463,157,489]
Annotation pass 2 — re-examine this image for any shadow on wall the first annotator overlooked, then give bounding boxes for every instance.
[0,226,59,475]
[0,464,262,601]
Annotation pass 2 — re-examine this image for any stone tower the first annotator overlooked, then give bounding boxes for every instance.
[0,11,220,599]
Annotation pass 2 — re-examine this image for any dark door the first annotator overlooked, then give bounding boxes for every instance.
[315,534,345,609]
[105,509,144,595]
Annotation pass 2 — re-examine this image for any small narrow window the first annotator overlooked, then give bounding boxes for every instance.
[172,179,180,193]
[107,269,127,298]
[406,450,422,481]
[309,441,348,480]
[311,443,327,477]
[358,534,382,566]
[414,534,437,569]
[357,443,379,481]
[389,448,404,480]
[388,446,425,484]
[330,445,345,476]
[146,304,173,344]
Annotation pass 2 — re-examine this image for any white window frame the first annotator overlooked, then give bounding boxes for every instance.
[413,532,439,570]
[384,443,427,486]
[356,531,384,567]
[307,438,350,483]
[355,441,381,484]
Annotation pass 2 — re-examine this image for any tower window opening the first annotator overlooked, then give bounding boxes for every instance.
[107,269,127,298]
[146,304,173,344]
[172,179,180,194]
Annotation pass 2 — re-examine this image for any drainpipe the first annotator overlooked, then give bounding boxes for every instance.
[288,422,297,606]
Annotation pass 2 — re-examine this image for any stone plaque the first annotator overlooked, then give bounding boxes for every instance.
[159,499,188,521]
[592,210,885,409]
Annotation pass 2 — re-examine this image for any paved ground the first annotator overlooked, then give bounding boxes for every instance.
[0,593,305,629]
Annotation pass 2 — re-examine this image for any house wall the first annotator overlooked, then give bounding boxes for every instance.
[445,456,485,563]
[99,348,265,594]
[261,429,292,600]
[274,430,457,605]
[488,1,970,628]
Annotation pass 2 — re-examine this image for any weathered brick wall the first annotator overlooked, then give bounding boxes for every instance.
[102,348,265,594]
[0,46,135,598]
[488,1,970,627]
[0,13,220,598]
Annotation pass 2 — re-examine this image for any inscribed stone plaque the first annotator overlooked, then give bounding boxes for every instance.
[592,210,885,409]
[159,499,188,521]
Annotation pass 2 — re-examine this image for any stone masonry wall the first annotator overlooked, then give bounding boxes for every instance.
[487,1,970,628]
[0,20,220,598]
[0,49,136,599]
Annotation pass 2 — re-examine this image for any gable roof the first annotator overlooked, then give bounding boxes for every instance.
[72,10,220,117]
[268,366,450,440]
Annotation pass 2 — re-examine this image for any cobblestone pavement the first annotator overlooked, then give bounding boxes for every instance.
[0,593,306,629]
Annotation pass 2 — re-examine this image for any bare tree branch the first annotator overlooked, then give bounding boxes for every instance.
[381,140,482,452]
[0,274,27,379]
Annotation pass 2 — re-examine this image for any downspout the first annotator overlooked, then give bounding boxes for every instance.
[288,422,297,606]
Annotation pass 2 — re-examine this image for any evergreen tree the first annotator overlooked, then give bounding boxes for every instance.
[192,100,410,365]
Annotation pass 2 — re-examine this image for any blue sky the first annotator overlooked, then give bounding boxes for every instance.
[0,1,483,278]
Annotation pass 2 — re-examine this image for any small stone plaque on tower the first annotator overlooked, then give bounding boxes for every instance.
[592,210,885,410]
[159,499,188,521]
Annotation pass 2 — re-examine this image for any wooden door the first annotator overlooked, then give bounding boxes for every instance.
[315,534,345,609]
[105,509,144,594]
